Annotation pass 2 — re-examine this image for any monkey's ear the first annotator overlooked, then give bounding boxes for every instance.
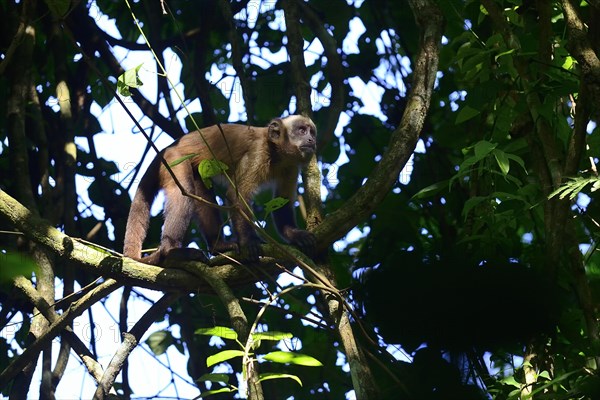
[268,119,282,140]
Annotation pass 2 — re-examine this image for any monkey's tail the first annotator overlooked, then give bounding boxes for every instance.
[123,156,162,259]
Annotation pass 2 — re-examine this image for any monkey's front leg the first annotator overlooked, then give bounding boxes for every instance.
[230,207,262,261]
[272,204,316,258]
[227,191,262,261]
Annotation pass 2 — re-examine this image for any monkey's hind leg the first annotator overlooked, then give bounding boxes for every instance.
[191,177,238,255]
[142,162,198,265]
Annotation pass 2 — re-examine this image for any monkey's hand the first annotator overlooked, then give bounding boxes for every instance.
[283,228,316,258]
[165,248,209,263]
[238,235,263,262]
[210,240,239,254]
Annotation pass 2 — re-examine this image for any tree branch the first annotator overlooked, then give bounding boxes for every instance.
[180,262,264,400]
[217,0,256,123]
[94,292,180,399]
[0,279,121,388]
[314,0,444,248]
[65,2,184,139]
[281,0,324,231]
[12,276,108,385]
[0,189,297,292]
[297,0,345,147]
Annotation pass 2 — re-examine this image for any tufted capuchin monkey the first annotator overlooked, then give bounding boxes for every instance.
[123,115,317,265]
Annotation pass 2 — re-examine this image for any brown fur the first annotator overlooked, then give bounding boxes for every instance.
[123,115,317,265]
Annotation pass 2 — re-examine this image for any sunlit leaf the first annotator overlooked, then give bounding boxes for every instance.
[538,370,551,380]
[549,177,600,200]
[501,375,520,388]
[206,350,245,368]
[117,64,143,97]
[198,159,228,189]
[197,387,236,398]
[252,331,293,341]
[195,326,238,341]
[562,56,576,70]
[258,372,302,386]
[262,351,323,367]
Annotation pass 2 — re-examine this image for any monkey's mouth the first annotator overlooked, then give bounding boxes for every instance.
[300,145,316,153]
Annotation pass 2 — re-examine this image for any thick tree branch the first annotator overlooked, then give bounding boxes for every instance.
[0,189,295,292]
[281,0,324,231]
[562,0,600,175]
[281,3,388,398]
[314,0,444,248]
[562,0,600,90]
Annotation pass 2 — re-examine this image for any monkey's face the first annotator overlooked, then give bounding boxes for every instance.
[291,118,317,161]
[269,115,317,163]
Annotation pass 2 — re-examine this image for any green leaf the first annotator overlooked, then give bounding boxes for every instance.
[474,140,497,160]
[258,372,302,387]
[549,177,599,200]
[263,198,289,217]
[538,370,551,380]
[457,155,479,172]
[197,373,230,385]
[494,48,516,61]
[206,350,245,368]
[117,64,144,97]
[562,56,576,70]
[455,105,480,124]
[185,112,204,132]
[0,252,38,282]
[169,154,196,167]
[411,181,449,200]
[195,326,238,341]
[44,0,71,17]
[506,153,527,173]
[197,387,236,398]
[492,149,510,176]
[501,375,520,388]
[462,196,486,219]
[252,331,293,341]
[146,330,175,356]
[198,159,228,189]
[261,351,323,367]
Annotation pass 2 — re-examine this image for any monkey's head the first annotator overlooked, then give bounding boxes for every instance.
[268,115,317,163]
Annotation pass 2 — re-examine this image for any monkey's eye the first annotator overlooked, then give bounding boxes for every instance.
[298,126,308,135]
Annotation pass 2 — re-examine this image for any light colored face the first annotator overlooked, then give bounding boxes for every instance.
[285,115,317,160]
